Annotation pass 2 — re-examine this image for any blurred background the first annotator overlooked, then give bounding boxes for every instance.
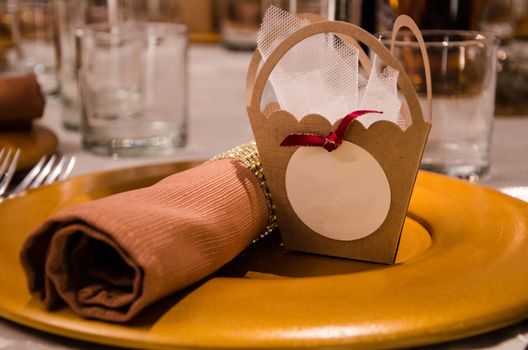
[0,0,525,117]
[0,0,528,115]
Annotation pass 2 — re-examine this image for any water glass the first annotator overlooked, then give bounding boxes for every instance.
[54,0,146,130]
[480,0,516,42]
[77,22,188,156]
[0,1,16,72]
[10,0,58,95]
[263,0,335,18]
[53,0,85,130]
[381,30,499,179]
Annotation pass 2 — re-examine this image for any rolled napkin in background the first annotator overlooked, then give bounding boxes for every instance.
[20,143,274,322]
[0,73,45,130]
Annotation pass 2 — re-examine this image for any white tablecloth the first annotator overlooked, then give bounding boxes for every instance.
[1,45,528,350]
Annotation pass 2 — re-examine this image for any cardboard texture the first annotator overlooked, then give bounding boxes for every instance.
[246,16,432,264]
[285,141,392,241]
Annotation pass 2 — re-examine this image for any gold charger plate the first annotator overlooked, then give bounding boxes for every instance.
[1,163,528,349]
[0,125,58,170]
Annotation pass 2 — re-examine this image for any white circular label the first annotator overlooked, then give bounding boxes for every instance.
[285,141,391,241]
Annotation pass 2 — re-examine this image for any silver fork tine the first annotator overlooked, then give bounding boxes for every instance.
[7,154,77,197]
[59,156,76,181]
[0,148,11,176]
[12,156,47,194]
[44,156,66,185]
[0,149,20,196]
[29,155,57,189]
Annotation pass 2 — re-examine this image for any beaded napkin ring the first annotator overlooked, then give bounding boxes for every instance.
[210,141,278,242]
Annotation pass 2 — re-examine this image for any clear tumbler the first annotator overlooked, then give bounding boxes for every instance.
[77,22,188,156]
[381,30,499,179]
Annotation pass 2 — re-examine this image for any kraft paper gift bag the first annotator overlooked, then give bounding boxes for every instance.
[246,8,432,264]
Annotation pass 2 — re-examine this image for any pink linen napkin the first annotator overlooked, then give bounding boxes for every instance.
[20,158,269,322]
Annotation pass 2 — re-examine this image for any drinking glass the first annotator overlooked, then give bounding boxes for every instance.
[53,0,85,130]
[10,0,57,95]
[380,30,499,179]
[218,0,336,50]
[263,0,335,18]
[0,1,17,72]
[77,22,188,156]
[54,0,145,130]
[480,0,516,42]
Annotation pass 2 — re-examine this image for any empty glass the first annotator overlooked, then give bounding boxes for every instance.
[0,1,16,73]
[381,30,499,179]
[263,0,335,18]
[54,0,146,130]
[9,0,58,95]
[77,22,188,156]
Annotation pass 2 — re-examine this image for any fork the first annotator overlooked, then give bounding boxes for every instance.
[0,148,21,197]
[9,154,76,197]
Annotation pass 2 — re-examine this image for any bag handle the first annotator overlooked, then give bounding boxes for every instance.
[247,19,430,125]
[390,15,432,122]
[245,14,373,99]
[297,13,373,74]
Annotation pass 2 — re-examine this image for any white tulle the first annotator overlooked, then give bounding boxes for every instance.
[257,6,405,128]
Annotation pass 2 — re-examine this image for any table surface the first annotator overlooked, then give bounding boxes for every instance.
[1,44,528,350]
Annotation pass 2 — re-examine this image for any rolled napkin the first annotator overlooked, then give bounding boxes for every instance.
[0,73,46,131]
[20,144,275,322]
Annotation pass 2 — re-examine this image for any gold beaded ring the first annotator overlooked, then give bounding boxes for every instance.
[210,141,278,242]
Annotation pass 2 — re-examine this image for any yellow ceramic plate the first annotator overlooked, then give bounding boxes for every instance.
[1,163,528,349]
[0,125,58,170]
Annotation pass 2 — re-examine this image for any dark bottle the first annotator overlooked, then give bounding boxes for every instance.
[389,0,485,30]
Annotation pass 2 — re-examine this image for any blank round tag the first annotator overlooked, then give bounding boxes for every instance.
[285,141,391,241]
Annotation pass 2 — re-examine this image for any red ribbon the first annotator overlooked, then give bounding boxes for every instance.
[280,110,382,152]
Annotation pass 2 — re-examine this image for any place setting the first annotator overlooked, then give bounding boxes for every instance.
[0,1,528,349]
